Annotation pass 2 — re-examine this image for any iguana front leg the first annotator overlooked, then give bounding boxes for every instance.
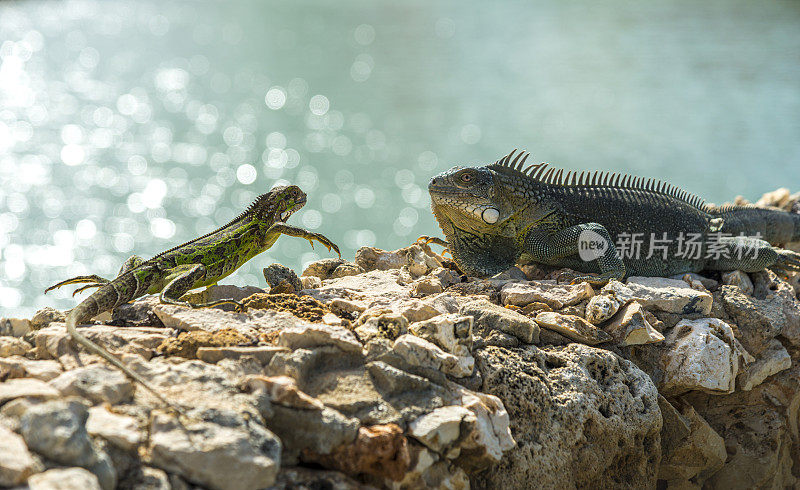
[267,223,341,257]
[524,223,626,285]
[159,264,245,310]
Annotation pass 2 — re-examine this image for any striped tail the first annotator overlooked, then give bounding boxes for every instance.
[710,204,800,245]
[65,281,182,412]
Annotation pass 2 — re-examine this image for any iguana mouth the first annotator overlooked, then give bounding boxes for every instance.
[281,195,306,221]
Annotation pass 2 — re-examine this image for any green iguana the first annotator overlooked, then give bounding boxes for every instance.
[427,149,800,283]
[46,185,340,410]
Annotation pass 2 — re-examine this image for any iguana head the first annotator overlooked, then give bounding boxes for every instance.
[428,165,516,235]
[250,184,307,223]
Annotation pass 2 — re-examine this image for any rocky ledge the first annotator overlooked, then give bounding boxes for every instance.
[1,190,799,490]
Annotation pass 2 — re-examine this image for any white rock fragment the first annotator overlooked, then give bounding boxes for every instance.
[393,334,468,378]
[585,293,622,324]
[0,425,38,486]
[409,405,473,457]
[455,388,516,470]
[409,314,474,377]
[737,338,792,391]
[86,406,143,450]
[501,281,594,309]
[661,318,754,395]
[28,468,102,490]
[605,302,664,346]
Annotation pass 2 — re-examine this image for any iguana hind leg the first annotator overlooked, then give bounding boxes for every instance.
[524,223,626,285]
[45,255,146,295]
[44,274,110,294]
[268,223,341,257]
[159,264,245,310]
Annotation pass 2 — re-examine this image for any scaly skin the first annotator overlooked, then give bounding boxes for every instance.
[46,185,340,411]
[428,149,800,283]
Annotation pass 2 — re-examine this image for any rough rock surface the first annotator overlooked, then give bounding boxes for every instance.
[3,211,799,489]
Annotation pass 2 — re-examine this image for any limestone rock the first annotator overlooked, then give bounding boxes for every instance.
[0,425,38,486]
[48,365,134,405]
[242,375,325,410]
[473,344,661,489]
[28,468,102,490]
[669,273,719,290]
[584,292,622,324]
[717,282,800,353]
[263,264,304,294]
[736,338,791,391]
[354,313,408,343]
[153,301,305,336]
[660,318,753,396]
[0,378,60,404]
[393,334,468,378]
[0,357,62,381]
[86,406,143,450]
[451,386,516,471]
[302,424,410,481]
[355,246,408,271]
[303,258,364,280]
[409,405,473,457]
[0,336,32,357]
[0,317,32,337]
[19,399,116,490]
[30,307,66,329]
[534,312,612,345]
[386,444,469,490]
[263,403,360,461]
[604,301,665,346]
[460,299,539,344]
[301,275,322,289]
[197,345,287,365]
[34,324,167,367]
[624,277,713,315]
[278,324,363,356]
[310,270,411,305]
[657,398,726,484]
[500,281,593,309]
[149,411,281,490]
[721,270,753,295]
[411,277,444,296]
[110,296,165,327]
[273,466,371,489]
[409,314,474,377]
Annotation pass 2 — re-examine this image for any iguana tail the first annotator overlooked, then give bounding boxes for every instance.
[65,277,181,412]
[710,204,800,245]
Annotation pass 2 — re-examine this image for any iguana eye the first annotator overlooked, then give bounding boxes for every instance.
[461,173,473,183]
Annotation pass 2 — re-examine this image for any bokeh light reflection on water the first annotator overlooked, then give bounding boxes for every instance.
[1,0,799,316]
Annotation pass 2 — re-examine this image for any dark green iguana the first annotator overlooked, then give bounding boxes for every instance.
[46,185,340,410]
[427,149,800,283]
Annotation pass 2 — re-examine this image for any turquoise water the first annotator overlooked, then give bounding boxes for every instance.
[1,0,799,317]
